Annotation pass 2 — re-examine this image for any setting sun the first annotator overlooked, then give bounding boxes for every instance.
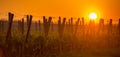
[89,12,97,20]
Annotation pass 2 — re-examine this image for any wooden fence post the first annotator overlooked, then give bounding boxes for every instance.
[21,18,24,34]
[99,18,104,32]
[0,20,4,32]
[118,18,120,27]
[6,12,14,42]
[118,19,120,33]
[58,17,66,37]
[108,19,113,33]
[109,19,112,26]
[18,20,21,32]
[43,16,52,37]
[25,15,32,43]
[62,17,66,32]
[81,17,85,35]
[5,12,14,57]
[38,20,41,32]
[82,17,84,26]
[70,17,73,33]
[75,18,80,34]
[0,20,1,32]
[68,19,70,32]
[58,17,61,35]
[35,21,38,32]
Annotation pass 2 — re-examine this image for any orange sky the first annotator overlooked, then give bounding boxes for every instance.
[0,0,120,22]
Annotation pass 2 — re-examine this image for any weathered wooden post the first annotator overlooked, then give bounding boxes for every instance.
[65,22,68,31]
[43,16,52,37]
[118,19,120,33]
[0,20,4,32]
[6,12,14,42]
[47,17,52,36]
[71,17,73,33]
[108,19,113,33]
[58,17,66,37]
[57,17,66,54]
[119,19,120,26]
[21,18,24,34]
[99,18,104,32]
[82,17,84,26]
[5,12,14,57]
[25,15,32,43]
[62,18,66,32]
[38,20,41,32]
[18,20,21,32]
[35,21,38,32]
[43,16,47,35]
[75,18,80,34]
[68,19,71,32]
[109,19,112,26]
[0,20,1,31]
[81,17,85,35]
[58,17,61,35]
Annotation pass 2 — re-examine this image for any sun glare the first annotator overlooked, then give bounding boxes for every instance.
[89,12,97,20]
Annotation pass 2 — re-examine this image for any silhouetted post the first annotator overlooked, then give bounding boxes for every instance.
[25,15,32,43]
[99,18,104,31]
[0,20,1,31]
[71,17,73,33]
[58,17,61,36]
[21,18,24,34]
[38,20,41,32]
[75,18,80,34]
[109,19,112,26]
[108,19,113,33]
[81,17,85,34]
[6,12,14,42]
[47,17,52,35]
[0,20,2,32]
[0,20,4,32]
[68,19,71,32]
[18,20,21,32]
[118,19,120,33]
[65,22,68,31]
[119,19,120,26]
[35,21,38,32]
[5,12,14,57]
[62,18,66,32]
[58,17,66,37]
[43,16,52,37]
[58,17,66,54]
[82,17,84,26]
[43,16,47,36]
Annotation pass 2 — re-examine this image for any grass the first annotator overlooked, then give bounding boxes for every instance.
[0,25,120,57]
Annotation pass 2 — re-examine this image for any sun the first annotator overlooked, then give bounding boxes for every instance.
[89,12,97,20]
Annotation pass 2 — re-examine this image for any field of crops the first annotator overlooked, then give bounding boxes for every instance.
[0,12,120,57]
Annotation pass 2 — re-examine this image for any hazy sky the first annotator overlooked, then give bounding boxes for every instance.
[0,0,120,21]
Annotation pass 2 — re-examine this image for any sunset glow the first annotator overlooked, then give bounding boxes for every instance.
[89,12,97,20]
[0,0,120,21]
